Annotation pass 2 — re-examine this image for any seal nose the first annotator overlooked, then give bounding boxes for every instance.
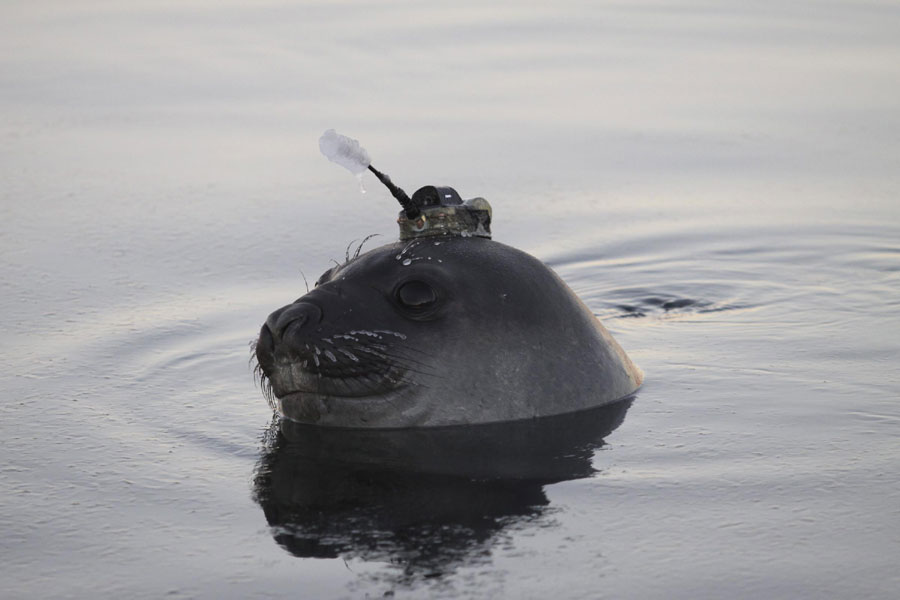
[255,322,276,370]
[266,301,323,343]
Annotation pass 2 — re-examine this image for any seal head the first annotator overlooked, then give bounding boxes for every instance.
[255,231,642,428]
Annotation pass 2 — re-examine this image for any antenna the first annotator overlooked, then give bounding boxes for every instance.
[319,129,420,219]
[367,165,419,220]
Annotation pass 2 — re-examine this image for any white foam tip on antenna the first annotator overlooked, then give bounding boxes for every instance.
[319,129,371,175]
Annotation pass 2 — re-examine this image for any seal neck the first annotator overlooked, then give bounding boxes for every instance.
[397,186,492,241]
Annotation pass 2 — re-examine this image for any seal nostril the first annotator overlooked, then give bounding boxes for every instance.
[275,312,306,338]
[265,306,287,338]
[270,301,323,341]
[256,324,276,367]
[258,323,274,349]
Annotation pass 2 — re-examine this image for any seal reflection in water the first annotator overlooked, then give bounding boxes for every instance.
[252,398,632,582]
[254,185,642,427]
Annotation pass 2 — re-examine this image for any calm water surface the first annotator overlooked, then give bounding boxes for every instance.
[2,1,899,598]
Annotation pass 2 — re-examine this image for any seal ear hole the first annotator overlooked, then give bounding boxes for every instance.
[396,280,437,309]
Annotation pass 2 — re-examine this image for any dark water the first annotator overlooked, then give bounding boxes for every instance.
[2,1,899,598]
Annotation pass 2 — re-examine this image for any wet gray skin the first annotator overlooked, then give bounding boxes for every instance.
[255,236,642,427]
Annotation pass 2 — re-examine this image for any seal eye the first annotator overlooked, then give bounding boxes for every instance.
[396,280,437,308]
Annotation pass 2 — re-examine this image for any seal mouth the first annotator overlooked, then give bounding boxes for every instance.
[278,366,410,400]
[254,322,422,409]
[273,384,414,428]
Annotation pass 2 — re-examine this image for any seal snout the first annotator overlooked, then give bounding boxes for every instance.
[257,300,325,387]
[266,301,323,345]
[255,288,416,404]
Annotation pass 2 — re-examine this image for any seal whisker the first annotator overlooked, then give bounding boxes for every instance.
[333,334,361,343]
[337,349,359,362]
[341,335,436,359]
[327,343,430,381]
[359,341,440,366]
[354,233,381,259]
[375,351,440,377]
[372,329,408,340]
[351,347,441,377]
[344,238,359,264]
[251,360,277,409]
[350,345,391,361]
[351,344,443,380]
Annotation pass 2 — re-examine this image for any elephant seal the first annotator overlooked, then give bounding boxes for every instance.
[254,183,642,427]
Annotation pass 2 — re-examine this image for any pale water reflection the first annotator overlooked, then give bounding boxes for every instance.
[1,1,899,599]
